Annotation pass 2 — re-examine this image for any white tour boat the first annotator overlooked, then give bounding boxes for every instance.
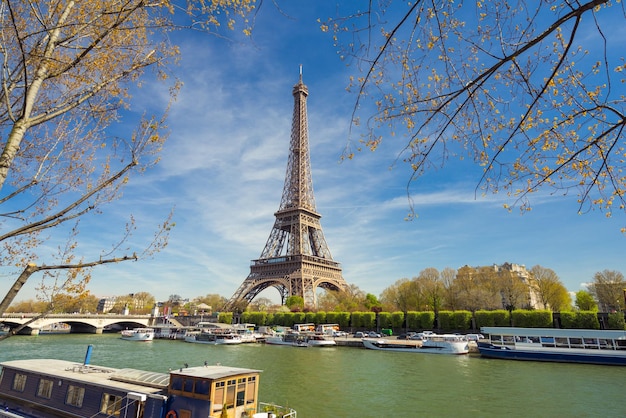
[477,327,626,366]
[185,330,242,345]
[120,327,155,341]
[362,334,469,354]
[265,332,308,347]
[304,334,337,347]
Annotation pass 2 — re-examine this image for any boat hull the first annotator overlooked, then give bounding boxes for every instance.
[306,340,336,347]
[265,333,307,346]
[185,335,242,345]
[363,338,469,355]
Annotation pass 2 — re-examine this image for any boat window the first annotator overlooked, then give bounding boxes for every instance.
[183,378,194,393]
[213,382,225,411]
[100,393,123,417]
[12,373,27,392]
[584,338,598,349]
[569,338,583,348]
[246,378,256,405]
[490,335,503,344]
[66,385,85,407]
[528,336,540,343]
[226,380,236,407]
[195,379,210,395]
[515,336,533,343]
[171,376,183,391]
[503,336,515,345]
[555,337,569,348]
[236,390,245,407]
[599,339,613,350]
[37,378,53,399]
[616,340,626,350]
[540,336,555,347]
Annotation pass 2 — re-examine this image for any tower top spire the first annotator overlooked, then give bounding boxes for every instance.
[299,64,303,82]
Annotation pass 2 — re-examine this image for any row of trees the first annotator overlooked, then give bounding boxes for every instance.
[270,265,624,316]
[378,265,572,314]
[6,268,624,317]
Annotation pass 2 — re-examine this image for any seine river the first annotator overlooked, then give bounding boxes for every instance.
[1,333,623,417]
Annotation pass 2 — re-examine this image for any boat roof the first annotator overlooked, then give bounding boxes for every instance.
[1,360,263,389]
[0,359,167,393]
[169,365,262,380]
[481,327,626,339]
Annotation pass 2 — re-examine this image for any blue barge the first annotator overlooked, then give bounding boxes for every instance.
[0,346,296,417]
[477,327,626,366]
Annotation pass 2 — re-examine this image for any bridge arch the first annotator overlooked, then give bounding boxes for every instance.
[0,314,153,335]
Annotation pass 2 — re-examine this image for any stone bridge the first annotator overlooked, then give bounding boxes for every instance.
[0,313,157,335]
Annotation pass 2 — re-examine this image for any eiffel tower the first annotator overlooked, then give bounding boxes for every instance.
[224,73,348,310]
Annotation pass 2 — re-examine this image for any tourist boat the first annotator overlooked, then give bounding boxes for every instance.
[477,327,626,366]
[120,327,155,341]
[233,323,264,343]
[303,334,337,347]
[265,332,308,347]
[0,345,296,418]
[362,334,469,355]
[184,330,242,345]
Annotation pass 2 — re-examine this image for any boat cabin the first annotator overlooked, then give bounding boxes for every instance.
[168,365,261,417]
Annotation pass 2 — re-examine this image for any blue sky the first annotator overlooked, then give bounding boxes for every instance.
[4,2,625,305]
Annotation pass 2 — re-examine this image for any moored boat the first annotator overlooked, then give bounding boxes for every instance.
[120,327,155,341]
[477,327,626,366]
[0,345,296,418]
[304,334,337,347]
[363,334,469,355]
[185,330,242,345]
[265,332,307,346]
[232,323,263,343]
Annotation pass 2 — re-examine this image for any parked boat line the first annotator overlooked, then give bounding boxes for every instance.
[477,327,626,366]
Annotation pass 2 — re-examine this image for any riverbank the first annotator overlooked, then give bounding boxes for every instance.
[2,333,622,417]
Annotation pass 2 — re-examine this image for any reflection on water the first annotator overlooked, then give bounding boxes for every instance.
[1,334,623,417]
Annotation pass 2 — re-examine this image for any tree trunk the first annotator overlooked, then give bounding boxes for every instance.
[0,263,39,315]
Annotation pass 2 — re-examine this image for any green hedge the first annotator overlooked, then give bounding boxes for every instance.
[475,310,510,327]
[351,311,376,328]
[560,311,600,329]
[511,310,552,328]
[378,312,392,329]
[390,311,405,328]
[607,312,626,330]
[224,309,617,331]
[241,311,268,326]
[326,311,351,328]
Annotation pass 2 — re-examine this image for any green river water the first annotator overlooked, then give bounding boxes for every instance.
[1,334,623,417]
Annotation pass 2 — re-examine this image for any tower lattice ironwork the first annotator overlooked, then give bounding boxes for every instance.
[224,75,348,309]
